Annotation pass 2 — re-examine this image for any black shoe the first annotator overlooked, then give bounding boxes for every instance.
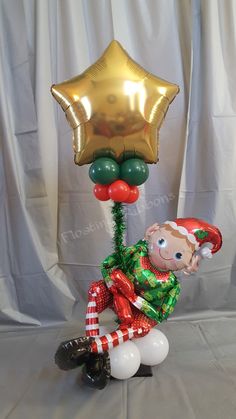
[82,352,111,390]
[55,336,93,371]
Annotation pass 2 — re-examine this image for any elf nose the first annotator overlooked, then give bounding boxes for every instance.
[163,249,170,256]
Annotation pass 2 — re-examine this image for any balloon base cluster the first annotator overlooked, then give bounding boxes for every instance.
[54,328,169,389]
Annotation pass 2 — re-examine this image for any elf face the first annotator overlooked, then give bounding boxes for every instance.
[147,225,194,271]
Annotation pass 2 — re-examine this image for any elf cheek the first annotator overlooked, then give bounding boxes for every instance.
[150,250,164,266]
[152,241,160,254]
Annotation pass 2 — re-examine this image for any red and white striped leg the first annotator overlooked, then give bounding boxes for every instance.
[85,292,100,337]
[85,280,113,337]
[90,328,137,353]
[90,308,157,354]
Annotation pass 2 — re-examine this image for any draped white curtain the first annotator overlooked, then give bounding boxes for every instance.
[0,0,235,327]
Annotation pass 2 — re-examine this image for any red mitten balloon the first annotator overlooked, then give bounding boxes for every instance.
[110,269,135,300]
[113,292,134,325]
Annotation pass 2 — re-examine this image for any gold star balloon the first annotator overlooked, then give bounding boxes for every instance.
[51,40,179,166]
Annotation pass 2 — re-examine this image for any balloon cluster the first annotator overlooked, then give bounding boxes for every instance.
[89,157,149,203]
[99,326,169,380]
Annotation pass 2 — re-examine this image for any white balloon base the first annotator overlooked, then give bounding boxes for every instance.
[109,340,141,379]
[133,329,169,366]
[107,328,169,381]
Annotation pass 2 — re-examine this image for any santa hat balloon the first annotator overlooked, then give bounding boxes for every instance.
[165,218,222,259]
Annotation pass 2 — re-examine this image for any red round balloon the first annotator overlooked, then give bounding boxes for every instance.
[93,184,110,201]
[124,186,139,203]
[108,180,130,202]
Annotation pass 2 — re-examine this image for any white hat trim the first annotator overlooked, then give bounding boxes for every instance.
[164,221,199,249]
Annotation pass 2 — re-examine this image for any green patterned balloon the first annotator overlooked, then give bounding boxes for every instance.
[120,159,149,186]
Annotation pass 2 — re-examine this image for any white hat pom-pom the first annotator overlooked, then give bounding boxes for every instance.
[199,246,212,259]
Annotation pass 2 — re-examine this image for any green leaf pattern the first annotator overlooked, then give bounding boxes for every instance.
[101,239,181,323]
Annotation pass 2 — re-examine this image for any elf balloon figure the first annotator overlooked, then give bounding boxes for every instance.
[55,217,222,388]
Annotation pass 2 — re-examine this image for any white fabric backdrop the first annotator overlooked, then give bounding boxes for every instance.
[0,0,235,328]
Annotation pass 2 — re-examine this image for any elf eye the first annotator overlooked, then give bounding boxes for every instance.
[174,252,183,260]
[157,238,166,248]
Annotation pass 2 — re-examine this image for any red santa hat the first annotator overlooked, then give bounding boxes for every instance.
[164,218,222,259]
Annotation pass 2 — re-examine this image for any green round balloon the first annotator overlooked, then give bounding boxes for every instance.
[120,159,149,186]
[89,158,120,185]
